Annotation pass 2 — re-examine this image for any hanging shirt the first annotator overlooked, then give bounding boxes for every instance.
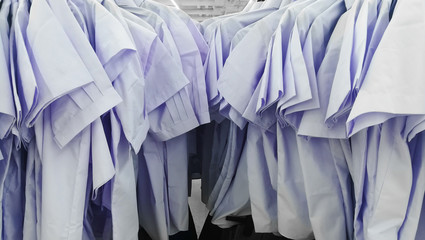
[347,0,425,137]
[278,0,342,130]
[276,125,312,239]
[206,6,279,127]
[295,8,350,139]
[118,2,207,236]
[338,1,393,240]
[324,0,366,135]
[351,118,412,240]
[73,1,152,239]
[11,0,36,144]
[272,0,330,127]
[278,3,353,240]
[122,10,198,237]
[245,124,279,232]
[0,0,15,140]
[216,0,295,125]
[348,1,425,239]
[127,0,210,125]
[206,0,281,104]
[296,0,347,138]
[208,123,248,228]
[201,2,284,229]
[137,134,170,240]
[26,0,122,239]
[27,0,123,149]
[36,107,91,240]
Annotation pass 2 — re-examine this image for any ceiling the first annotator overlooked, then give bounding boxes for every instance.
[154,0,249,21]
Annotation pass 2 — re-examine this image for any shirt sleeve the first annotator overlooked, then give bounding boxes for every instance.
[28,0,123,148]
[347,0,425,137]
[217,20,276,117]
[148,89,199,141]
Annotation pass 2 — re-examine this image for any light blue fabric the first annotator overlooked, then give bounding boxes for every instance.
[275,1,353,240]
[352,118,412,240]
[119,5,201,237]
[208,123,248,228]
[3,137,25,240]
[204,0,282,108]
[347,0,425,136]
[26,0,122,239]
[0,0,15,140]
[35,108,91,240]
[273,0,329,124]
[23,139,38,240]
[31,0,123,149]
[297,2,350,138]
[217,0,296,128]
[399,132,425,240]
[134,0,210,125]
[276,125,312,239]
[119,6,183,68]
[245,124,279,233]
[325,0,365,135]
[277,0,342,130]
[348,1,425,239]
[170,7,209,64]
[137,134,169,240]
[205,6,278,127]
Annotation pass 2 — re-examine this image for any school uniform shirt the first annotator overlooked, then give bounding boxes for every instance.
[297,1,350,138]
[277,0,340,129]
[216,0,294,129]
[0,0,15,140]
[244,124,279,233]
[348,0,425,239]
[351,118,412,240]
[128,0,210,125]
[271,0,324,125]
[276,1,352,240]
[26,0,122,238]
[208,4,280,127]
[347,0,425,137]
[209,0,293,233]
[122,11,197,237]
[29,0,122,149]
[324,0,365,135]
[276,125,313,239]
[137,134,170,240]
[118,2,208,236]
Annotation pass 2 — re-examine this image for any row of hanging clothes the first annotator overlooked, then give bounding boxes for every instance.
[0,0,425,239]
[0,0,210,239]
[196,0,425,239]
